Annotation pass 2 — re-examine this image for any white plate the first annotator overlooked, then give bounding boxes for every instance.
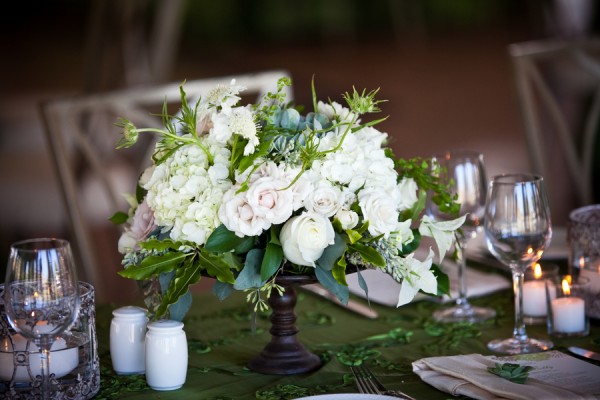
[294,394,399,400]
[467,226,568,261]
[347,263,510,307]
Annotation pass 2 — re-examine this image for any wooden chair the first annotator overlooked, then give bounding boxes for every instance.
[509,38,600,225]
[40,70,292,302]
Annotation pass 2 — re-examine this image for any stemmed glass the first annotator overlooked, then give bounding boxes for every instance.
[484,174,553,354]
[427,150,496,323]
[4,238,80,399]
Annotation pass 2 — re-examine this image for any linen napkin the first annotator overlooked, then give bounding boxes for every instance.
[412,351,600,400]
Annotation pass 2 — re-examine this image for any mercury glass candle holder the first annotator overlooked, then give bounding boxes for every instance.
[0,282,100,399]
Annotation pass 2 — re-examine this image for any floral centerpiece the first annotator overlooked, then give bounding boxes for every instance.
[113,77,465,321]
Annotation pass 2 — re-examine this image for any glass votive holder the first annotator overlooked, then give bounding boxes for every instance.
[546,275,590,338]
[568,204,600,320]
[523,263,559,324]
[0,282,100,399]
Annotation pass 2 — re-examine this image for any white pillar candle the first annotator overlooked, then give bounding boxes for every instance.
[523,280,547,316]
[0,333,79,382]
[551,297,586,333]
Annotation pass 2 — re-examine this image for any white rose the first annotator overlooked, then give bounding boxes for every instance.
[335,209,359,230]
[358,187,399,238]
[218,189,269,237]
[397,177,419,211]
[246,176,294,225]
[280,212,335,267]
[303,181,344,217]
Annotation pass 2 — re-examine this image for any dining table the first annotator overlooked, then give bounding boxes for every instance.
[92,266,600,400]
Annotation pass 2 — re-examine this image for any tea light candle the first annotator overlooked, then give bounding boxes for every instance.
[550,279,586,333]
[523,264,547,317]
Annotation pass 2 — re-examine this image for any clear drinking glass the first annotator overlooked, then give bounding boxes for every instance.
[427,150,496,323]
[4,238,80,399]
[484,174,553,354]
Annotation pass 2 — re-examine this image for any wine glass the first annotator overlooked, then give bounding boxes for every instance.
[484,174,553,354]
[4,238,80,399]
[427,150,496,323]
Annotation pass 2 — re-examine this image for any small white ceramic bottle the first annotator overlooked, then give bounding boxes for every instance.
[145,320,188,391]
[110,306,148,375]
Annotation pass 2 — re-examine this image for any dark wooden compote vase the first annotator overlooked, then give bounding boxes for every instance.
[247,274,322,375]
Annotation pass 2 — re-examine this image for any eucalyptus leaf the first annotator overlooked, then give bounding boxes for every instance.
[315,267,349,305]
[234,249,266,290]
[213,280,234,300]
[316,233,346,271]
[356,268,369,299]
[167,290,192,322]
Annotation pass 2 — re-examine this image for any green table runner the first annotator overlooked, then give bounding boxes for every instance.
[93,287,600,400]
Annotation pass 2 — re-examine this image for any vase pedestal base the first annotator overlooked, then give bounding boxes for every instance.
[247,275,322,375]
[248,337,322,375]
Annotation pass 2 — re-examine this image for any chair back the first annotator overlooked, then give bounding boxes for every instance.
[40,70,292,302]
[509,38,600,225]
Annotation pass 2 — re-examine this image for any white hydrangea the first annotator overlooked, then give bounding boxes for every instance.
[143,138,232,245]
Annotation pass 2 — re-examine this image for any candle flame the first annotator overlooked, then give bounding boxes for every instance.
[527,246,533,255]
[579,256,585,268]
[533,263,542,279]
[562,278,571,296]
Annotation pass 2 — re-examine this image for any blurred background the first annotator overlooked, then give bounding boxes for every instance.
[1,0,598,299]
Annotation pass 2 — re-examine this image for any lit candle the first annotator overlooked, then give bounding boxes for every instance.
[523,264,548,317]
[550,279,586,333]
[0,333,79,382]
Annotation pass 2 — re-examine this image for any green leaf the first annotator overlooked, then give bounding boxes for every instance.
[199,250,236,284]
[213,281,234,300]
[356,268,369,299]
[109,211,128,225]
[118,252,191,280]
[235,249,266,290]
[140,238,183,252]
[260,242,283,281]
[233,236,256,254]
[400,230,421,255]
[487,363,534,384]
[331,263,347,285]
[315,267,349,305]
[205,224,253,253]
[238,140,271,174]
[155,257,201,318]
[345,229,362,244]
[135,183,147,204]
[431,264,450,296]
[348,242,385,267]
[316,233,346,271]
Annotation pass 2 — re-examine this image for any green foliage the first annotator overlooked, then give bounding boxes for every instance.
[488,363,533,384]
[118,252,191,280]
[109,211,128,225]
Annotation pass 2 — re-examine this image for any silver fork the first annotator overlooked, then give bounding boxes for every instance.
[350,364,417,400]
